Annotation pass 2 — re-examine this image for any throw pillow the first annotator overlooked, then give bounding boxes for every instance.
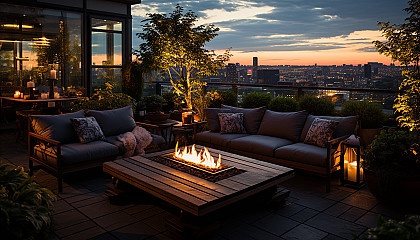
[204,108,232,132]
[221,105,266,134]
[304,118,339,148]
[87,105,136,137]
[70,117,106,144]
[218,113,246,134]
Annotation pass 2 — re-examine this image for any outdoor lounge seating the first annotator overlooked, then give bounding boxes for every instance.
[28,106,164,192]
[195,105,358,192]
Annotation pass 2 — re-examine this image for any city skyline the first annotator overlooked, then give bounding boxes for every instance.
[132,0,407,66]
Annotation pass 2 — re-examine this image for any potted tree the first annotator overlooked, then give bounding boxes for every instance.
[362,130,420,204]
[341,101,386,146]
[144,95,170,122]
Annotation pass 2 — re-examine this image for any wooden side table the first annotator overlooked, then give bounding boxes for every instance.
[136,119,179,144]
[171,121,207,146]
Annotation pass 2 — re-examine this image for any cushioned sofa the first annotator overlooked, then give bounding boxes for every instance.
[28,106,164,192]
[195,105,358,192]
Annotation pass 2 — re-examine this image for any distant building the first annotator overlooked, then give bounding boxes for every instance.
[257,69,279,84]
[252,57,258,82]
[364,64,372,79]
[226,63,238,83]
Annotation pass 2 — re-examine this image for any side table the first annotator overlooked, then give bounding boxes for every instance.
[171,121,207,147]
[136,119,179,144]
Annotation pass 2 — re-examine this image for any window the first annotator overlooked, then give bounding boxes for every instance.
[91,18,123,90]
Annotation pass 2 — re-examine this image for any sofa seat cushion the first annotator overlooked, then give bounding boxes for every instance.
[87,106,136,137]
[31,110,85,143]
[34,141,119,167]
[221,105,266,134]
[195,131,248,147]
[275,143,335,167]
[257,110,308,142]
[300,115,358,142]
[230,135,294,157]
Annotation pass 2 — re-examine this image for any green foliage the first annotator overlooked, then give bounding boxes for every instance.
[135,5,231,109]
[0,164,56,240]
[394,70,420,132]
[373,0,420,132]
[122,61,144,101]
[362,131,420,175]
[268,97,298,112]
[144,95,167,112]
[206,90,238,108]
[298,95,335,116]
[358,215,420,240]
[241,92,271,108]
[71,81,136,112]
[162,92,184,112]
[341,101,385,128]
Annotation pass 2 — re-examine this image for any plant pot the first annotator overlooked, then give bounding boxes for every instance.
[358,128,382,147]
[364,169,420,204]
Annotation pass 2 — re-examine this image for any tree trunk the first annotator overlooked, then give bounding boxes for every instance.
[185,70,192,109]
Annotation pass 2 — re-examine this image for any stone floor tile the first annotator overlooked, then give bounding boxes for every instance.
[274,202,306,217]
[78,199,133,219]
[290,208,320,223]
[64,191,102,204]
[123,204,155,216]
[238,206,273,224]
[143,212,172,232]
[71,195,108,208]
[289,191,336,211]
[341,193,378,211]
[61,226,106,240]
[87,233,119,240]
[146,231,174,240]
[253,213,300,236]
[370,203,408,220]
[94,211,139,231]
[282,224,328,240]
[323,189,353,202]
[53,209,90,230]
[132,206,166,221]
[355,212,380,228]
[55,220,97,238]
[110,221,159,240]
[322,234,346,240]
[339,207,366,222]
[323,203,352,217]
[54,200,74,214]
[221,222,282,240]
[306,213,366,240]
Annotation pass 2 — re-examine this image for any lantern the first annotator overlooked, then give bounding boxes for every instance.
[340,135,364,187]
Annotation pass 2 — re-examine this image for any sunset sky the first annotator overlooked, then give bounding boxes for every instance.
[131,0,408,66]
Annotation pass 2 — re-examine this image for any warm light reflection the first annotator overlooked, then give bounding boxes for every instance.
[2,24,33,29]
[174,142,221,169]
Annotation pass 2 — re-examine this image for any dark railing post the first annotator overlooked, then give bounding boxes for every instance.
[296,87,303,101]
[156,82,161,95]
[232,85,238,94]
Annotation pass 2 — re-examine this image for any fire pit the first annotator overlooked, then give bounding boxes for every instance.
[149,143,244,182]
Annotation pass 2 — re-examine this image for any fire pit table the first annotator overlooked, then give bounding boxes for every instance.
[103,145,294,237]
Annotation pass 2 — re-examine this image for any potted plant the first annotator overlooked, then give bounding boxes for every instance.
[144,95,170,122]
[0,164,56,240]
[341,101,386,146]
[362,130,420,204]
[357,215,420,240]
[298,95,335,116]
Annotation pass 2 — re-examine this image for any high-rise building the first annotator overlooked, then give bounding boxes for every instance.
[226,63,238,83]
[252,57,258,82]
[364,64,372,79]
[257,69,279,84]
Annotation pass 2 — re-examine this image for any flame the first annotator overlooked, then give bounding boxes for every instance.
[174,142,221,169]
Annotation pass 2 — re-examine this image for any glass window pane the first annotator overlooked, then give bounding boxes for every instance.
[92,67,121,90]
[91,18,122,31]
[92,32,122,66]
[0,3,82,95]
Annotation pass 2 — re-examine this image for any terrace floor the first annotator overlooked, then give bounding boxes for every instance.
[1,129,418,240]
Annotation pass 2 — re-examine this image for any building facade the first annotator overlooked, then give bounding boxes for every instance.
[226,63,238,83]
[0,0,140,96]
[252,57,258,82]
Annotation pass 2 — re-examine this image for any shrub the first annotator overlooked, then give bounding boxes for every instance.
[71,81,136,112]
[144,95,167,112]
[241,92,271,108]
[268,97,298,112]
[0,164,56,240]
[206,90,238,108]
[341,101,385,128]
[162,92,184,112]
[357,215,420,240]
[122,61,144,101]
[298,95,335,116]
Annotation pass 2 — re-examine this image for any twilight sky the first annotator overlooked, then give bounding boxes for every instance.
[131,0,408,66]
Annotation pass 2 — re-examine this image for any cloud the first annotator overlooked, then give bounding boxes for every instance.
[321,14,340,21]
[197,5,276,25]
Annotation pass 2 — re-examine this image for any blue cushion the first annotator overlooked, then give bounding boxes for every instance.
[31,110,85,143]
[87,106,136,137]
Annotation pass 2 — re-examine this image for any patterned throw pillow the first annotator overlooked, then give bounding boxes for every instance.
[218,113,246,134]
[304,118,339,147]
[70,117,106,144]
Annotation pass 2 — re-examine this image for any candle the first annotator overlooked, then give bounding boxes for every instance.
[41,93,48,99]
[48,102,55,108]
[27,81,35,88]
[14,91,20,99]
[50,70,56,79]
[348,161,357,182]
[54,92,60,99]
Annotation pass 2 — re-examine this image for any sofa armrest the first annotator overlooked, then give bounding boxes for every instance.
[28,132,63,171]
[327,135,350,146]
[136,122,160,135]
[29,132,61,146]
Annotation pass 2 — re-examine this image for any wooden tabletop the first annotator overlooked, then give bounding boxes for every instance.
[0,97,80,103]
[103,145,294,216]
